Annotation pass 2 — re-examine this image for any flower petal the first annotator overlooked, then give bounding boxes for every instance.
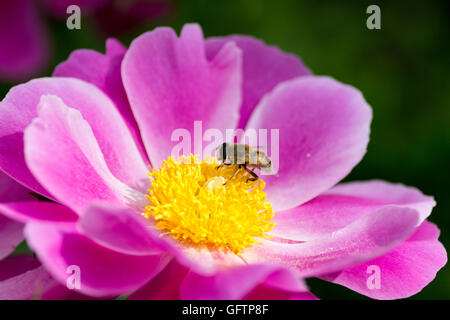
[0,255,93,300]
[122,24,242,167]
[78,203,166,256]
[325,180,436,225]
[0,255,40,281]
[24,95,138,212]
[243,286,319,300]
[180,264,309,300]
[53,39,149,167]
[0,255,55,299]
[128,260,188,300]
[270,180,435,241]
[24,223,171,297]
[246,76,372,211]
[320,221,447,299]
[0,214,23,260]
[0,170,34,203]
[0,77,149,197]
[0,202,77,224]
[130,261,317,300]
[242,206,419,277]
[206,35,311,128]
[129,233,245,276]
[175,246,245,276]
[0,171,34,259]
[0,0,49,82]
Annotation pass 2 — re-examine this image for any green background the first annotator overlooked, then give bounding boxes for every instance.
[1,0,449,299]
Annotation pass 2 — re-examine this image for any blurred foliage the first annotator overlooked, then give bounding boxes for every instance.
[1,0,449,299]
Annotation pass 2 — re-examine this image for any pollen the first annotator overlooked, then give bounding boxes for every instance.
[143,155,275,254]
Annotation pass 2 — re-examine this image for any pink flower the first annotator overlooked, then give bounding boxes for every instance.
[0,0,169,82]
[0,24,446,299]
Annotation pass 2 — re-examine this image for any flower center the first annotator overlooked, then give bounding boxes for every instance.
[143,155,275,254]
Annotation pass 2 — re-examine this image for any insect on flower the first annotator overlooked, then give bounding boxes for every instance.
[216,143,272,184]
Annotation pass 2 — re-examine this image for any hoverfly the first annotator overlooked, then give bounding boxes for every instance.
[216,143,272,184]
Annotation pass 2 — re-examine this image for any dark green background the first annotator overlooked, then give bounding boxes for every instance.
[1,0,449,299]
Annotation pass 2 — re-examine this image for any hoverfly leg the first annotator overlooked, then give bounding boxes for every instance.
[223,164,242,185]
[244,165,259,182]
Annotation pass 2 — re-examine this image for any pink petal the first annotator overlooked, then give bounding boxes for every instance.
[122,24,242,167]
[0,255,56,299]
[270,180,435,241]
[176,246,245,275]
[241,206,419,277]
[0,77,149,198]
[130,261,316,300]
[246,76,372,211]
[0,255,91,300]
[326,180,436,225]
[0,214,23,259]
[128,260,188,300]
[24,95,137,212]
[0,255,40,281]
[53,39,149,167]
[139,232,245,275]
[206,35,311,128]
[106,38,126,56]
[0,170,34,203]
[78,203,167,256]
[180,264,309,300]
[244,286,319,300]
[320,221,447,299]
[24,223,171,297]
[0,202,77,224]
[0,0,49,82]
[141,236,245,276]
[0,171,34,259]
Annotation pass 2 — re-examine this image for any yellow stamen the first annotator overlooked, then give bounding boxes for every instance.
[143,155,275,254]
